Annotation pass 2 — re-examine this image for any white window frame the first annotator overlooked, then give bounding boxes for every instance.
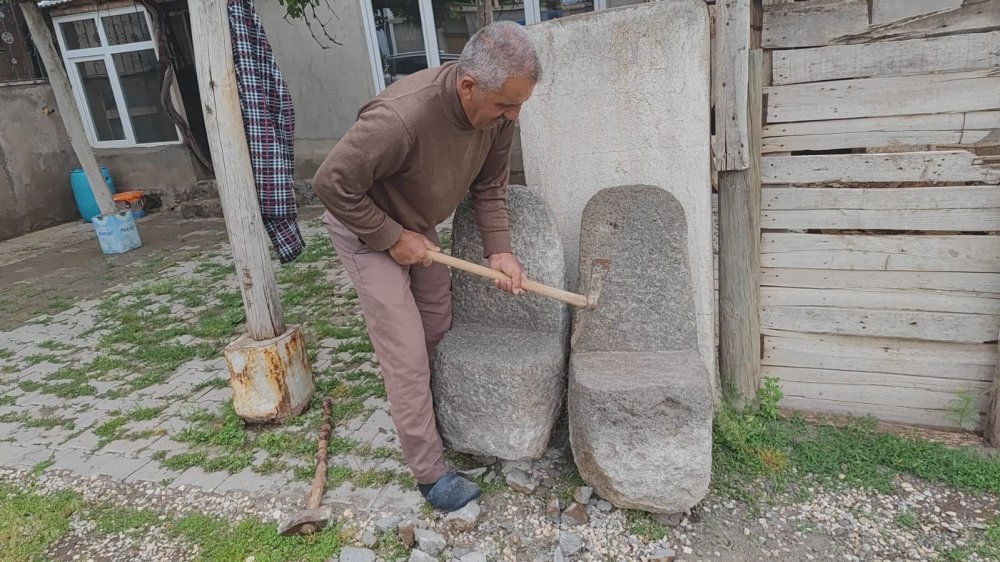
[52,6,181,149]
[360,0,607,93]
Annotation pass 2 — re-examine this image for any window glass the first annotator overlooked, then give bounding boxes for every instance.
[75,59,125,141]
[60,19,101,50]
[112,49,177,143]
[540,0,594,21]
[102,12,152,46]
[372,0,429,86]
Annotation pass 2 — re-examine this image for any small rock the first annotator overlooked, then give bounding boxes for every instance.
[459,553,488,562]
[506,469,538,494]
[339,547,377,562]
[541,476,557,488]
[683,547,693,555]
[408,551,437,562]
[559,531,583,556]
[502,460,532,475]
[245,557,256,562]
[473,455,498,466]
[553,547,566,562]
[546,498,562,523]
[375,515,402,533]
[573,486,593,504]
[399,522,416,547]
[653,512,684,527]
[484,471,497,483]
[562,502,589,526]
[459,467,488,479]
[444,501,481,532]
[414,529,447,557]
[597,500,613,513]
[361,530,378,548]
[651,547,676,562]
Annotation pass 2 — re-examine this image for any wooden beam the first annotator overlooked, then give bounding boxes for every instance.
[771,31,1000,86]
[188,0,286,340]
[21,2,115,217]
[762,151,1000,184]
[987,333,1000,445]
[713,0,750,171]
[718,48,763,403]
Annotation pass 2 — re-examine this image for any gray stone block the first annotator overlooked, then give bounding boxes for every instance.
[568,186,712,514]
[573,185,697,353]
[569,351,711,513]
[434,327,565,460]
[339,547,376,562]
[433,186,569,461]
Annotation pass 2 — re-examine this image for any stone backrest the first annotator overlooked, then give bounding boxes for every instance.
[573,185,698,353]
[450,185,568,335]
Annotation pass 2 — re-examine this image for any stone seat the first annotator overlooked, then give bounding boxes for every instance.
[569,350,711,513]
[434,326,567,460]
[433,185,569,461]
[568,184,713,514]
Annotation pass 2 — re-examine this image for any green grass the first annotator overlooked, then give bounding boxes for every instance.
[944,517,1000,561]
[625,510,667,541]
[895,509,919,530]
[711,378,1000,503]
[0,395,17,406]
[0,482,344,562]
[39,341,75,352]
[93,406,168,446]
[23,354,60,366]
[0,411,74,431]
[0,482,82,562]
[0,349,14,360]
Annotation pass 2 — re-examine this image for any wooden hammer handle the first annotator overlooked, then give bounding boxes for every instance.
[428,250,588,308]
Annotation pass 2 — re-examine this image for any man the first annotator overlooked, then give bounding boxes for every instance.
[311,21,541,511]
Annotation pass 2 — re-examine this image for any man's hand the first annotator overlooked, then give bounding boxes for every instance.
[389,229,439,266]
[489,252,526,295]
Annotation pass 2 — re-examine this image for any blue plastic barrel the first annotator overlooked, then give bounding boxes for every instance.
[70,166,115,222]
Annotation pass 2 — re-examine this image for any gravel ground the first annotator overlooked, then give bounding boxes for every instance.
[6,447,997,562]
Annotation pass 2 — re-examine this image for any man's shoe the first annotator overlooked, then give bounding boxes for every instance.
[418,471,481,512]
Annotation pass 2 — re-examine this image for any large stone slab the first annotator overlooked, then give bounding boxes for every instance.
[568,185,712,513]
[520,0,715,378]
[569,351,711,513]
[433,185,569,460]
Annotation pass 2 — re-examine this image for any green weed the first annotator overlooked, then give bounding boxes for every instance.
[0,482,82,562]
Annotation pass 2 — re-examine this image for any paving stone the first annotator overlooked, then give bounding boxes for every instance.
[101,435,163,458]
[414,529,446,557]
[125,461,184,485]
[61,430,101,451]
[196,387,231,403]
[20,393,64,408]
[0,442,54,467]
[350,409,394,444]
[214,468,291,496]
[50,452,149,479]
[170,466,231,491]
[324,481,391,513]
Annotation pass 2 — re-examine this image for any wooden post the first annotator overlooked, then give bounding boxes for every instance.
[717,32,763,407]
[21,2,115,217]
[188,0,285,341]
[987,332,1000,446]
[714,0,751,171]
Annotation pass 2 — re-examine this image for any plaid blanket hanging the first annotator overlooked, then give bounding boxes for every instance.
[227,0,304,262]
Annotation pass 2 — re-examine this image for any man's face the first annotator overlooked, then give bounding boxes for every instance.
[458,75,536,130]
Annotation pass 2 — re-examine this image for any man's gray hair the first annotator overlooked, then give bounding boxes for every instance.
[457,21,541,91]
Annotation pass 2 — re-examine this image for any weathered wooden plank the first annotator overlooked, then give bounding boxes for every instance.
[719,49,762,402]
[764,331,997,382]
[761,186,1000,231]
[761,234,1000,272]
[713,0,751,171]
[843,0,1000,44]
[761,269,1000,298]
[22,3,115,217]
[780,394,968,429]
[870,0,965,26]
[987,334,1000,444]
[771,32,1000,85]
[765,70,1000,124]
[761,287,1000,315]
[763,186,1000,210]
[761,305,1000,343]
[190,0,286,340]
[762,0,870,49]
[768,366,990,411]
[762,111,1000,153]
[762,151,1000,184]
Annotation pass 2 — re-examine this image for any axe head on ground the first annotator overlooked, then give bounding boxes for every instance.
[277,507,332,536]
[570,257,611,347]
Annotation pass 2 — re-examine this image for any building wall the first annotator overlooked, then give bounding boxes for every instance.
[255,0,376,180]
[0,83,80,241]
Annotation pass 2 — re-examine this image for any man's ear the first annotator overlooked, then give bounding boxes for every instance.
[458,76,477,100]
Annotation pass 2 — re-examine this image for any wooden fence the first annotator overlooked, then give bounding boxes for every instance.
[714,0,1000,438]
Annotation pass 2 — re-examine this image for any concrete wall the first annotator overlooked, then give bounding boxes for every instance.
[255,0,377,179]
[0,83,81,241]
[520,0,715,379]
